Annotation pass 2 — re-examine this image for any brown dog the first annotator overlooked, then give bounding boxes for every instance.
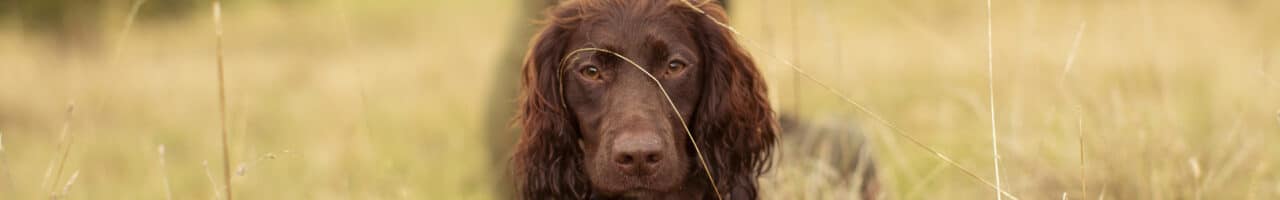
[511,0,875,199]
[513,0,773,199]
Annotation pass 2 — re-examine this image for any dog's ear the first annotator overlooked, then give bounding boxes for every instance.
[684,1,779,197]
[512,5,590,199]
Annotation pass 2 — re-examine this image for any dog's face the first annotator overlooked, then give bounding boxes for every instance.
[559,6,705,198]
[516,0,776,199]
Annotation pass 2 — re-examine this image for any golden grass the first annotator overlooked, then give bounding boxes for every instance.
[110,0,149,64]
[0,129,11,198]
[0,0,1276,199]
[157,145,172,200]
[58,170,81,199]
[202,160,222,200]
[983,0,1005,198]
[210,0,233,199]
[47,103,75,199]
[684,0,1018,197]
[1062,22,1089,199]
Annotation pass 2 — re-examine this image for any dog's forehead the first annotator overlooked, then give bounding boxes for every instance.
[572,6,695,51]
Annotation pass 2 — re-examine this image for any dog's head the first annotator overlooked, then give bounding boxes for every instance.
[513,0,777,199]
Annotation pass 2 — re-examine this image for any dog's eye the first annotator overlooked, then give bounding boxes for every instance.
[580,66,601,79]
[667,61,687,74]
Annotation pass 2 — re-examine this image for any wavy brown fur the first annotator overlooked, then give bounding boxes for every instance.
[512,0,777,199]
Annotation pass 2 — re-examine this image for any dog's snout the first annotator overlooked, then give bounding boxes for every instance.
[611,132,666,176]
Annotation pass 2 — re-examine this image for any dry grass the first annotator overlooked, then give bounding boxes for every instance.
[46,103,76,199]
[157,145,172,200]
[202,160,222,200]
[0,0,1276,199]
[1062,22,1089,199]
[110,0,149,64]
[209,0,233,199]
[0,129,12,198]
[58,170,81,199]
[982,0,1005,198]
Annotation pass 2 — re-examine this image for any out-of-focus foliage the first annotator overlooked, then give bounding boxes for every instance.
[0,0,1277,199]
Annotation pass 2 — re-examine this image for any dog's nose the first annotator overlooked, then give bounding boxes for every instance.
[611,133,665,176]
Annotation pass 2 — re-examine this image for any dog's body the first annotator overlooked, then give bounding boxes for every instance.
[774,115,881,199]
[511,0,875,199]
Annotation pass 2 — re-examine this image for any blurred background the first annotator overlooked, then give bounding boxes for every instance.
[0,0,1277,199]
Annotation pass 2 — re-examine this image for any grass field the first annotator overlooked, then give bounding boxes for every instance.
[0,0,1278,199]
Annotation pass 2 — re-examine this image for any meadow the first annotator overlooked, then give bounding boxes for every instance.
[0,0,1277,199]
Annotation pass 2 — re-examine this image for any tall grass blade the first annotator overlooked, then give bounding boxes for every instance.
[47,103,76,199]
[210,0,233,199]
[0,130,13,198]
[984,0,1004,199]
[159,145,172,200]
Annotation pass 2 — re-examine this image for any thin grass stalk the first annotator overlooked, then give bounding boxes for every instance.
[850,143,873,200]
[0,130,14,197]
[58,170,80,199]
[332,0,377,197]
[1077,107,1086,199]
[1189,158,1202,200]
[1059,22,1089,199]
[1060,23,1088,90]
[202,160,222,200]
[335,0,373,136]
[97,0,151,119]
[47,103,76,199]
[210,0,232,199]
[984,0,1004,199]
[159,145,172,200]
[1097,183,1107,200]
[235,150,290,176]
[110,0,149,63]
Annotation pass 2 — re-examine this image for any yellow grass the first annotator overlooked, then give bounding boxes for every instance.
[0,0,1277,199]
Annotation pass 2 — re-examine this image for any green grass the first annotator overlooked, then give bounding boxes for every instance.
[0,0,1277,199]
